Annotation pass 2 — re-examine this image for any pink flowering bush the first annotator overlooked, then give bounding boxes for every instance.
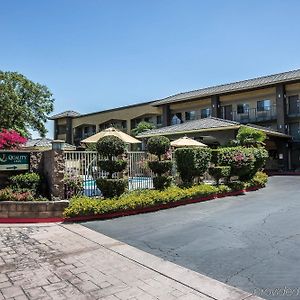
[0,129,27,150]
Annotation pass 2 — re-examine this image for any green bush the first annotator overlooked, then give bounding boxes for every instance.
[175,148,211,186]
[236,126,266,147]
[9,172,40,195]
[96,178,127,198]
[209,166,231,185]
[148,160,172,176]
[64,184,221,217]
[227,181,246,191]
[64,175,83,199]
[153,175,172,190]
[96,136,126,158]
[147,136,170,160]
[245,171,268,188]
[0,188,34,201]
[98,160,127,174]
[96,136,127,198]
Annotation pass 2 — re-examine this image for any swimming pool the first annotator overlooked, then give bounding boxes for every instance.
[83,177,153,196]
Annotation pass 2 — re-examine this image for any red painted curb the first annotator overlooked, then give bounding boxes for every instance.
[0,186,262,224]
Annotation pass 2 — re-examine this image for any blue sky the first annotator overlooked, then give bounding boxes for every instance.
[1,0,300,138]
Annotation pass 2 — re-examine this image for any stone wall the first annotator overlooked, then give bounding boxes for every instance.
[0,201,69,219]
[0,150,66,200]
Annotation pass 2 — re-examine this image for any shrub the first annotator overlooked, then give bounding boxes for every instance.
[153,176,172,190]
[96,178,127,199]
[147,136,172,190]
[96,136,126,158]
[250,146,269,175]
[98,160,127,175]
[209,166,231,185]
[175,148,211,187]
[245,171,268,188]
[227,181,246,191]
[236,126,266,147]
[96,136,127,198]
[148,161,172,176]
[147,136,170,160]
[64,175,83,199]
[0,129,27,150]
[9,172,40,195]
[131,121,155,136]
[0,188,34,201]
[64,184,222,218]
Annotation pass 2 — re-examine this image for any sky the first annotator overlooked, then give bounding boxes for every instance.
[1,0,300,138]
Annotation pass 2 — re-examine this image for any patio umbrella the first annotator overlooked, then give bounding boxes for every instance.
[170,136,207,147]
[81,127,141,144]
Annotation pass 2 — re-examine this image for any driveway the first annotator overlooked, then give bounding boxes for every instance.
[83,176,300,300]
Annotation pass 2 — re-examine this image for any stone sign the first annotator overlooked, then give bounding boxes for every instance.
[0,152,30,171]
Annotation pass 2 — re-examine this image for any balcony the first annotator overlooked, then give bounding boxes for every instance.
[231,105,277,124]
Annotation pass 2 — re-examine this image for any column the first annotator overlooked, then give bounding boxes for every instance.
[211,95,221,118]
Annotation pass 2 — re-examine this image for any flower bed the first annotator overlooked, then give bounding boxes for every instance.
[63,172,268,220]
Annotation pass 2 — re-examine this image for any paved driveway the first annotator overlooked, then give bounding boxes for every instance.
[83,176,300,300]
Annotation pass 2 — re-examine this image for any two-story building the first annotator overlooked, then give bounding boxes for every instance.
[50,69,300,171]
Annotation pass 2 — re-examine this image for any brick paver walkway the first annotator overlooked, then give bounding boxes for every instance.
[0,223,263,300]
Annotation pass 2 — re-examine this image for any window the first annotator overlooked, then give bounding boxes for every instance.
[237,103,249,114]
[57,125,66,135]
[156,115,162,125]
[289,122,300,140]
[200,108,211,118]
[185,111,196,121]
[144,117,150,123]
[257,99,271,112]
[121,121,127,129]
[171,113,182,125]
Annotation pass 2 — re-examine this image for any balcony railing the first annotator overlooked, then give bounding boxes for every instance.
[229,105,277,124]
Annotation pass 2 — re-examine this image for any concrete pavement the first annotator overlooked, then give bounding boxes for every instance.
[0,223,263,300]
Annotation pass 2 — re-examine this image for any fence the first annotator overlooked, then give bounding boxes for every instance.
[64,151,155,198]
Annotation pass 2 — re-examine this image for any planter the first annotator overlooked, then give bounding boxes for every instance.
[0,200,68,223]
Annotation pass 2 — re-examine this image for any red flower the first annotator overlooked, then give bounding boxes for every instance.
[0,129,27,150]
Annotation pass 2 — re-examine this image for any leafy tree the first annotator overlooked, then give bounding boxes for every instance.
[236,126,266,147]
[0,71,54,137]
[131,121,155,136]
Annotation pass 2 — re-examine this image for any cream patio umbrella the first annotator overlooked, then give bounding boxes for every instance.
[170,136,207,148]
[81,127,141,144]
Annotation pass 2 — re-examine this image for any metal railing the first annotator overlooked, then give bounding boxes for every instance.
[229,105,277,123]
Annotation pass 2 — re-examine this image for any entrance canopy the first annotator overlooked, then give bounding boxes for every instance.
[81,127,141,144]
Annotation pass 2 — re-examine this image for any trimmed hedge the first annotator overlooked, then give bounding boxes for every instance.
[10,172,40,195]
[208,166,231,185]
[147,136,170,160]
[64,172,268,218]
[175,147,211,186]
[148,160,172,176]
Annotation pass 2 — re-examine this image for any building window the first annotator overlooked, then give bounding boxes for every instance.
[185,111,196,121]
[237,103,249,114]
[200,108,211,119]
[289,122,300,140]
[57,125,66,135]
[156,115,162,125]
[171,113,182,125]
[257,99,271,112]
[121,121,127,129]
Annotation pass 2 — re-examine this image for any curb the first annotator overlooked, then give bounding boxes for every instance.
[0,185,262,224]
[60,223,265,300]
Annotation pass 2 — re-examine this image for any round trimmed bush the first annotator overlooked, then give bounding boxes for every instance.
[208,166,231,185]
[147,136,170,160]
[96,136,126,158]
[96,178,127,198]
[148,160,172,176]
[98,160,127,175]
[153,176,172,190]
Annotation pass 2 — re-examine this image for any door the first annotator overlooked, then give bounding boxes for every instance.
[222,105,233,120]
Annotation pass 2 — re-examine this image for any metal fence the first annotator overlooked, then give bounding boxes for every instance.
[64,151,155,198]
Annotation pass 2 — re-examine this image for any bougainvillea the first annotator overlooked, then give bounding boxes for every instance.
[0,129,27,150]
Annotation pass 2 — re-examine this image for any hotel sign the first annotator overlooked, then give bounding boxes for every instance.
[0,152,30,171]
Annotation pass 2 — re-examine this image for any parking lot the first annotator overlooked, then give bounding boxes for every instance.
[84,176,300,300]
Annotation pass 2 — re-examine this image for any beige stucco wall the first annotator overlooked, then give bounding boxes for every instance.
[72,104,162,132]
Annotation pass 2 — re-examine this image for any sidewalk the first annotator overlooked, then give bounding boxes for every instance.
[0,223,264,300]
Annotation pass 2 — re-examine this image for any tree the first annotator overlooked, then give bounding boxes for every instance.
[236,126,266,147]
[0,71,54,137]
[0,129,27,150]
[131,121,155,136]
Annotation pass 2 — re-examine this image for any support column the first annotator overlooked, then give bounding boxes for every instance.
[54,120,58,140]
[211,95,221,118]
[276,84,287,134]
[65,117,73,145]
[162,104,171,126]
